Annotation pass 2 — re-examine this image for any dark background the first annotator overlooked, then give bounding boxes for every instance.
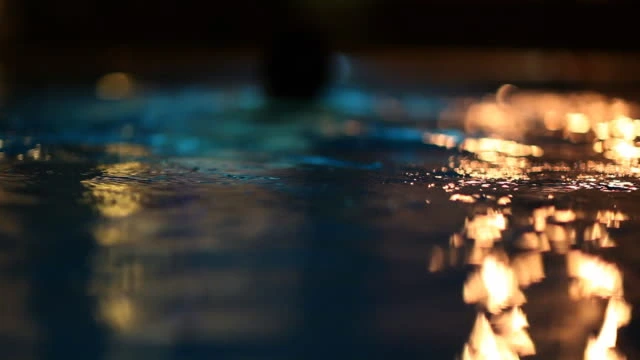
[3,0,640,97]
[3,0,640,50]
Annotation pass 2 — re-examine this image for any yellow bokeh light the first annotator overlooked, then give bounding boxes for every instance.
[566,113,591,134]
[96,72,135,101]
[99,296,136,331]
[81,162,145,218]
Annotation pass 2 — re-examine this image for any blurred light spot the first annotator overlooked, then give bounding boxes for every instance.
[610,115,636,141]
[553,209,576,223]
[462,314,505,359]
[100,296,135,331]
[594,122,610,140]
[449,193,476,203]
[566,113,591,134]
[566,250,623,299]
[97,72,135,101]
[543,110,563,131]
[104,143,149,157]
[463,254,525,314]
[344,119,363,136]
[94,225,125,246]
[594,141,604,153]
[26,144,42,160]
[423,132,457,149]
[584,298,630,360]
[597,210,628,228]
[81,162,145,218]
[86,182,141,218]
[511,251,545,287]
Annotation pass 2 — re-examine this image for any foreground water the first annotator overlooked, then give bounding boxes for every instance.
[2,83,640,360]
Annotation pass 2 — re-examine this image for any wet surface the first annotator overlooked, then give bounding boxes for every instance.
[2,75,640,360]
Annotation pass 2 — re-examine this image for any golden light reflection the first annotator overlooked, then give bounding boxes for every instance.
[566,113,591,134]
[428,197,631,359]
[597,210,629,229]
[81,162,145,218]
[491,307,536,357]
[566,251,623,300]
[462,313,518,360]
[584,223,615,248]
[97,161,146,176]
[422,132,457,149]
[437,87,640,171]
[461,138,544,159]
[430,200,628,274]
[420,127,543,180]
[85,169,305,351]
[533,206,555,232]
[93,224,126,247]
[464,209,507,248]
[83,182,142,218]
[461,253,534,359]
[463,254,525,314]
[584,299,631,360]
[511,251,545,288]
[565,248,631,358]
[450,193,477,203]
[104,143,149,157]
[463,101,523,140]
[450,154,536,180]
[99,296,136,332]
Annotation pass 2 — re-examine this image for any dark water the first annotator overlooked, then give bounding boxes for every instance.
[2,82,640,360]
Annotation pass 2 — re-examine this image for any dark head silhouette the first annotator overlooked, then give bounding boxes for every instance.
[260,22,332,102]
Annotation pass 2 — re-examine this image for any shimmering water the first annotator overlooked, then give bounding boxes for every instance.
[2,82,640,360]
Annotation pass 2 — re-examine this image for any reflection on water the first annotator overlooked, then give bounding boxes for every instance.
[0,182,37,360]
[427,194,633,359]
[0,134,638,359]
[416,86,640,179]
[82,161,305,359]
[5,77,640,360]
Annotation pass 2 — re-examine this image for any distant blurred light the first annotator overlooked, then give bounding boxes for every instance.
[610,115,635,141]
[99,296,136,331]
[566,113,591,134]
[423,132,457,149]
[96,72,135,101]
[344,119,363,136]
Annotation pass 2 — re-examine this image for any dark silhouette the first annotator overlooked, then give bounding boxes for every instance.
[260,22,332,102]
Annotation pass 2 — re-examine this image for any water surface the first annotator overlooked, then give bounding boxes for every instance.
[1,82,640,360]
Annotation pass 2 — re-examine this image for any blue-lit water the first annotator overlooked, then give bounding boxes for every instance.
[1,83,640,360]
